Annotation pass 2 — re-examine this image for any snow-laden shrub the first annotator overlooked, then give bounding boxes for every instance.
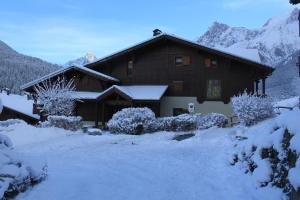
[34,76,76,116]
[107,107,155,135]
[157,114,197,131]
[41,115,82,131]
[0,134,47,199]
[198,113,229,129]
[151,114,198,132]
[232,92,274,126]
[231,109,300,198]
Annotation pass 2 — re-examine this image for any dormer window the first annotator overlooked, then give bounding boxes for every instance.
[127,60,133,76]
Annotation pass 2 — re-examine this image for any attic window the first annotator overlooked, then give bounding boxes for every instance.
[127,60,133,76]
[175,56,190,66]
[205,58,218,68]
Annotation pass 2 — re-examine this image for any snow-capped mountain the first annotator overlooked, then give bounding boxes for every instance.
[197,8,300,98]
[64,53,97,67]
[0,40,60,93]
[197,8,300,66]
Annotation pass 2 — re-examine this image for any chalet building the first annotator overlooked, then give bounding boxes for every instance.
[21,32,274,126]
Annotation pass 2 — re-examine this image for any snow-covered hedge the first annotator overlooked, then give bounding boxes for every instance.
[232,93,274,126]
[41,115,82,131]
[107,107,155,135]
[0,134,47,199]
[153,114,198,132]
[107,107,232,134]
[198,113,228,129]
[231,109,300,198]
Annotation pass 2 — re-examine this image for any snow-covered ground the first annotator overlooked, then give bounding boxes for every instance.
[0,121,284,200]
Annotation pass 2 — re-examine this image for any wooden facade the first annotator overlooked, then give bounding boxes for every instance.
[87,34,273,104]
[20,33,274,126]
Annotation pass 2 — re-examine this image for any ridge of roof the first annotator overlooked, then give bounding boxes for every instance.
[85,33,273,72]
[20,65,119,90]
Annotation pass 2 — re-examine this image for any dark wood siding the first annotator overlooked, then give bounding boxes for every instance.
[92,39,261,103]
[75,101,97,121]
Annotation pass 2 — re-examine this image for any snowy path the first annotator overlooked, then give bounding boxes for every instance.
[2,125,264,200]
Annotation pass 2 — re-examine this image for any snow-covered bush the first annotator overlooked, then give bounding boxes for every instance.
[154,114,198,132]
[232,92,274,126]
[231,109,300,198]
[107,107,155,135]
[198,113,228,129]
[0,134,47,199]
[41,115,82,131]
[34,76,76,116]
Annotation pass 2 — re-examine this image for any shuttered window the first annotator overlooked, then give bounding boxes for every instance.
[175,56,190,66]
[207,80,221,99]
[205,58,218,68]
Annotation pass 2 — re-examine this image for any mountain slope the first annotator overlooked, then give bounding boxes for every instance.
[197,8,300,66]
[197,8,300,98]
[0,40,60,93]
[64,53,96,67]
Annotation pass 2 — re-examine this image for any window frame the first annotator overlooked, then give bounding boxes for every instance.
[206,79,222,100]
[204,58,218,68]
[175,56,184,66]
[127,60,133,77]
[175,56,190,66]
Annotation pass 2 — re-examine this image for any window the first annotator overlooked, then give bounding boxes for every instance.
[175,57,183,65]
[175,56,190,66]
[211,59,218,67]
[204,58,211,67]
[127,60,133,76]
[204,58,218,68]
[172,81,183,93]
[173,108,188,116]
[207,80,222,99]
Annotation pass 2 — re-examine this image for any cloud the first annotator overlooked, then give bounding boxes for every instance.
[0,16,162,64]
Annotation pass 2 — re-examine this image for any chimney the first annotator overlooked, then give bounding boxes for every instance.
[153,29,162,36]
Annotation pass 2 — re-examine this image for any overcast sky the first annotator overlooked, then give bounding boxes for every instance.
[0,0,298,64]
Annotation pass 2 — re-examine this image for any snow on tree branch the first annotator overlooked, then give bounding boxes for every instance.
[34,76,76,116]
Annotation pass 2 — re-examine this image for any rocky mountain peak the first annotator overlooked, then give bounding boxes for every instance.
[197,8,300,66]
[64,53,97,67]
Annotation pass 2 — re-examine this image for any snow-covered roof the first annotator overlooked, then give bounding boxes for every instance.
[0,92,39,120]
[98,85,168,101]
[20,65,119,90]
[86,33,273,71]
[274,96,300,108]
[71,91,103,100]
